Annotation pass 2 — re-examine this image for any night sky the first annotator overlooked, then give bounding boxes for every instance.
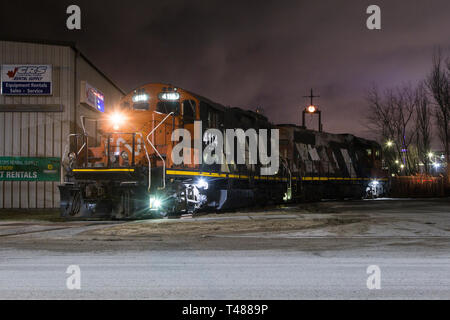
[1,0,449,141]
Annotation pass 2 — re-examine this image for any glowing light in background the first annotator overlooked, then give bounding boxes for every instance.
[307,105,316,113]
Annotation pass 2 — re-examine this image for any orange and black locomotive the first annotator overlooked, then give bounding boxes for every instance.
[59,83,386,219]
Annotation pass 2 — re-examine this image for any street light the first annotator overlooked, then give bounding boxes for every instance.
[302,105,322,132]
[307,105,316,113]
[386,140,393,147]
[301,89,322,132]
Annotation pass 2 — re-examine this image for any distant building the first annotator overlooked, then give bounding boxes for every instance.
[0,39,125,209]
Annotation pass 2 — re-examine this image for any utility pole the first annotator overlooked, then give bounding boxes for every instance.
[304,88,320,106]
[302,88,322,132]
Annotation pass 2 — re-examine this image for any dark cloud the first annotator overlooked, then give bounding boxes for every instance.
[1,0,449,141]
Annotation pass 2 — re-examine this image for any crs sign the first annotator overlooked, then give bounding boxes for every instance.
[1,64,52,95]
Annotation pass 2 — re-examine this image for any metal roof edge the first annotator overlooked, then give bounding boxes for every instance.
[0,38,126,95]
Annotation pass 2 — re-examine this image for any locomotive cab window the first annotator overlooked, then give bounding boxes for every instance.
[208,109,220,128]
[133,102,149,110]
[200,101,224,129]
[375,148,381,160]
[156,101,180,115]
[183,100,196,123]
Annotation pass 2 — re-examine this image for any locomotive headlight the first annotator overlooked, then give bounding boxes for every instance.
[109,112,125,130]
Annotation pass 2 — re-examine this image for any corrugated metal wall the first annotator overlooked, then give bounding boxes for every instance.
[0,40,124,209]
[0,41,74,209]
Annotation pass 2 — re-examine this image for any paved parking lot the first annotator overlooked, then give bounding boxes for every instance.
[1,199,449,299]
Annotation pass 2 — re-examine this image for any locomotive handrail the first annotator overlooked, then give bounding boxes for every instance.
[62,133,82,163]
[79,115,107,168]
[135,132,152,192]
[77,142,87,155]
[146,112,174,190]
[280,157,292,189]
[61,133,84,183]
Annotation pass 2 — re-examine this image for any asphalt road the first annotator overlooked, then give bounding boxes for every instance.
[0,198,449,299]
[1,249,449,299]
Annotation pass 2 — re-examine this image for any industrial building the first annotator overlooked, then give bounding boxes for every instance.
[0,39,125,209]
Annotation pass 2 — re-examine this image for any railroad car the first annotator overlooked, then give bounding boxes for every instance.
[59,83,386,219]
[277,124,386,201]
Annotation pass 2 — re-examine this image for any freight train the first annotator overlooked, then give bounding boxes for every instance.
[59,83,387,219]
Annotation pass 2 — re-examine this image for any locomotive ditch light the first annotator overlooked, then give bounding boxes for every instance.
[195,178,208,190]
[149,196,163,210]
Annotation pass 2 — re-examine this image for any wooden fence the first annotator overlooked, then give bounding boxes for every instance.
[389,175,445,198]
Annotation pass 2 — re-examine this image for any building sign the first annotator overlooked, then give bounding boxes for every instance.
[1,65,52,95]
[0,157,60,181]
[80,81,105,112]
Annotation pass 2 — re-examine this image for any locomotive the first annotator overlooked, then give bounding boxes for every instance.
[59,83,387,219]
